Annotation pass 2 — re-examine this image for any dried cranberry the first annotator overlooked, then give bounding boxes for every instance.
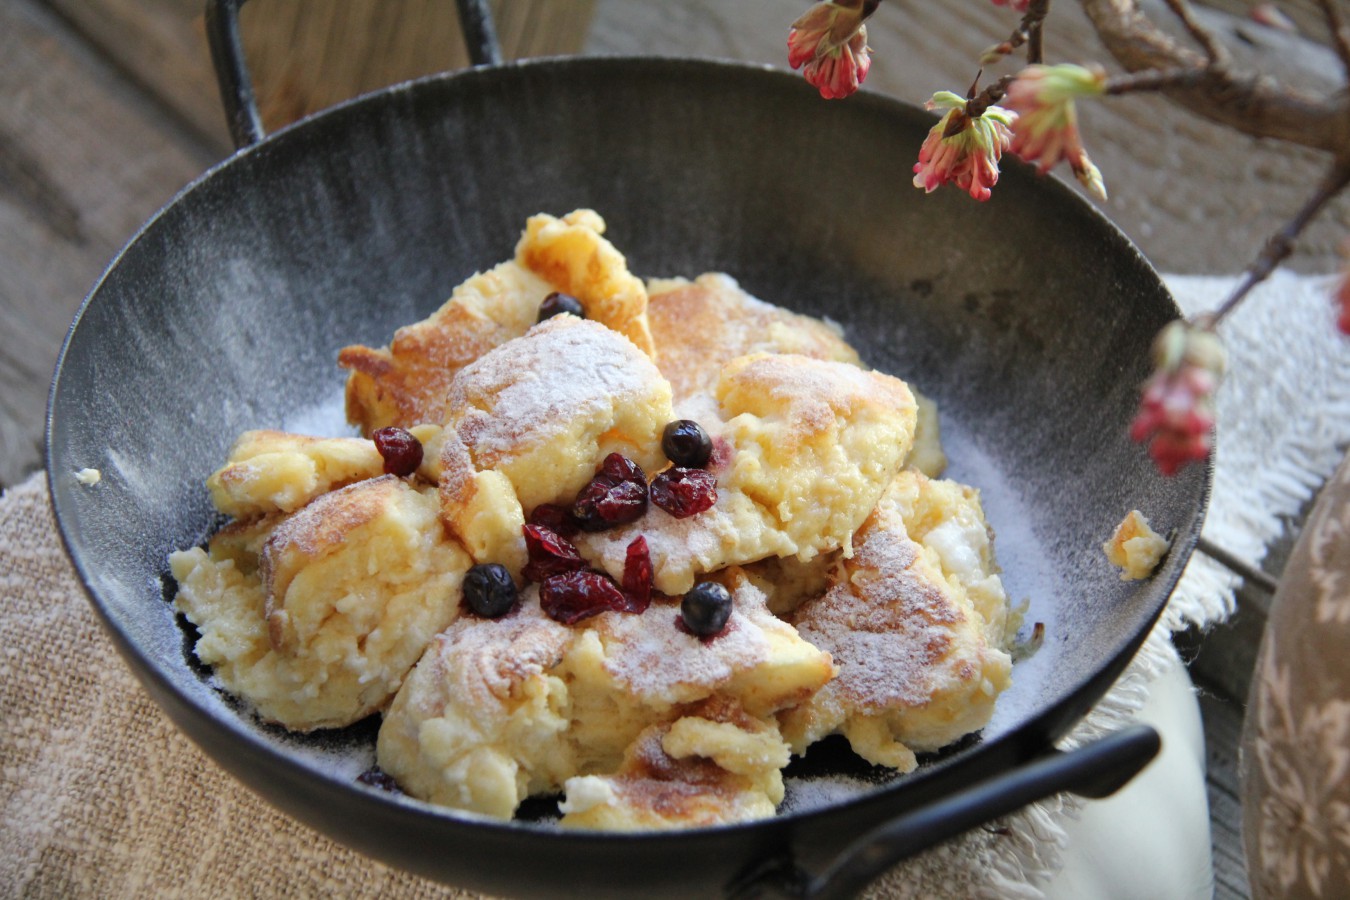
[661,420,713,468]
[528,503,580,538]
[538,291,585,322]
[357,768,401,792]
[572,454,648,531]
[462,563,518,618]
[649,467,717,518]
[522,525,587,582]
[372,426,423,476]
[599,453,645,486]
[620,535,653,613]
[539,569,628,625]
[680,581,733,637]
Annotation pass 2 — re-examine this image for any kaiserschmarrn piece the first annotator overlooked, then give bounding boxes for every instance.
[559,700,791,829]
[437,315,674,574]
[646,273,860,405]
[780,470,1014,770]
[376,573,832,823]
[340,209,653,433]
[575,352,917,594]
[171,475,471,731]
[206,426,441,519]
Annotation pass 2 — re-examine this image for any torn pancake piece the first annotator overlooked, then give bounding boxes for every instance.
[646,273,860,406]
[559,700,791,830]
[340,209,654,433]
[437,315,674,575]
[779,470,1014,770]
[170,475,470,731]
[375,574,833,824]
[575,352,918,594]
[205,426,441,520]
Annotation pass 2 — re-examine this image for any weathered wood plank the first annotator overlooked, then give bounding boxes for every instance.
[41,0,597,155]
[0,0,217,488]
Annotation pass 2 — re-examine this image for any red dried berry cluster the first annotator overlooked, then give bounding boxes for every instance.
[518,451,719,625]
[650,467,717,518]
[572,454,649,531]
[526,524,653,624]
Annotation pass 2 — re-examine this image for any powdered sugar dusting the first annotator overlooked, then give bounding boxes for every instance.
[595,596,770,705]
[448,316,664,461]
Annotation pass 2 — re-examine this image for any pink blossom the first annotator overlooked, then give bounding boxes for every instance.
[1003,64,1109,200]
[912,91,1016,202]
[788,1,875,99]
[1130,321,1225,476]
[991,0,1031,12]
[1336,265,1350,335]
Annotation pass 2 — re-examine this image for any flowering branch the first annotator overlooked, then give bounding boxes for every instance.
[783,0,1350,475]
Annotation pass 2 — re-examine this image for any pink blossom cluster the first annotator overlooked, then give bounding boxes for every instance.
[787,0,875,100]
[912,93,1016,202]
[1129,322,1225,475]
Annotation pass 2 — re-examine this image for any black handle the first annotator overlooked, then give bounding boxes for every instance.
[204,0,503,151]
[736,725,1161,899]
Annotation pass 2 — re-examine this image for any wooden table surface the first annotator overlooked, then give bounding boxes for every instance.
[5,1,1347,896]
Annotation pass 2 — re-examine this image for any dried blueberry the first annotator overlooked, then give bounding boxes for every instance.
[680,581,732,637]
[538,291,585,322]
[661,419,712,468]
[462,563,518,618]
[372,426,423,476]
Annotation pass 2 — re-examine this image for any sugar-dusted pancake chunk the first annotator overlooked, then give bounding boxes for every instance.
[340,209,653,433]
[171,475,470,731]
[559,699,790,830]
[646,273,860,406]
[575,352,917,594]
[437,315,673,574]
[205,426,441,520]
[779,470,1014,770]
[376,574,832,824]
[376,599,576,818]
[517,210,654,357]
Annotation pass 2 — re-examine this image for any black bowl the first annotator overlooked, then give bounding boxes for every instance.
[47,57,1207,898]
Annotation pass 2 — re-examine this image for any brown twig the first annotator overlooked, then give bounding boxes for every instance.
[1203,161,1350,327]
[981,0,1053,65]
[1077,0,1350,156]
[1103,66,1207,94]
[1315,0,1350,81]
[1028,0,1050,64]
[1161,0,1229,66]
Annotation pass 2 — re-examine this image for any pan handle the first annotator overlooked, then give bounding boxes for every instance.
[733,725,1161,899]
[203,0,504,151]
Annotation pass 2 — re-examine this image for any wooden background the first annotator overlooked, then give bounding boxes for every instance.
[5,2,1348,895]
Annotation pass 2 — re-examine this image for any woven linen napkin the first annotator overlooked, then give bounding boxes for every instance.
[3,272,1345,898]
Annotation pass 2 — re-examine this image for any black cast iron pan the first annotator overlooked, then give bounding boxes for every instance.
[45,1,1208,896]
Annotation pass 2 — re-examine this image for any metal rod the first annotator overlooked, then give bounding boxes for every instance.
[1196,536,1280,594]
[455,0,504,67]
